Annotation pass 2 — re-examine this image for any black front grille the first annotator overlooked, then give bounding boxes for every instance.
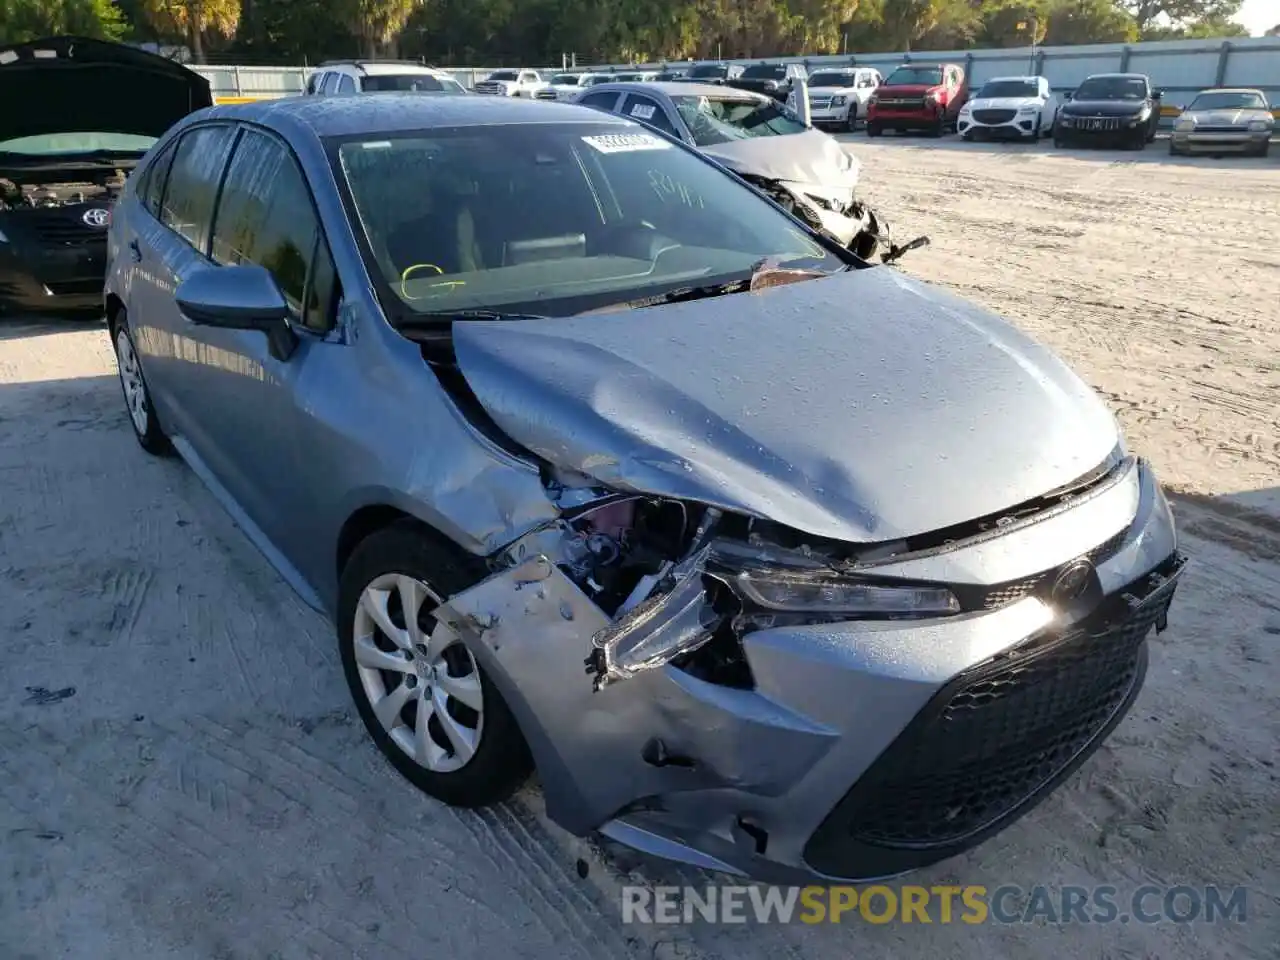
[44,278,102,296]
[1075,116,1123,131]
[803,554,1184,879]
[1193,125,1244,133]
[28,216,104,247]
[973,109,1016,124]
[878,97,925,110]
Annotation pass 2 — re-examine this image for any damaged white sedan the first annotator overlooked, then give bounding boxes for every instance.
[104,93,1186,884]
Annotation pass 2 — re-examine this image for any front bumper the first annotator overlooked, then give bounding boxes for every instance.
[1055,117,1149,146]
[958,112,1039,139]
[440,456,1182,882]
[1171,129,1270,153]
[0,233,106,315]
[868,107,944,130]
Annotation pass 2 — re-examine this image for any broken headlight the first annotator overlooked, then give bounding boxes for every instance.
[727,567,960,616]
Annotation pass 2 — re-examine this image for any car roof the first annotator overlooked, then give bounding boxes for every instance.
[1085,73,1147,79]
[586,80,766,101]
[983,75,1044,83]
[356,62,450,77]
[202,93,629,139]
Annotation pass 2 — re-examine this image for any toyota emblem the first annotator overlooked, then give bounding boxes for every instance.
[82,208,110,228]
[1052,559,1094,604]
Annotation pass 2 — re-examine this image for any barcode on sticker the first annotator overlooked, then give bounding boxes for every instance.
[581,133,671,154]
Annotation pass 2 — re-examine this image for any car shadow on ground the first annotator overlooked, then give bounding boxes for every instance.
[835,131,1278,169]
[0,316,105,342]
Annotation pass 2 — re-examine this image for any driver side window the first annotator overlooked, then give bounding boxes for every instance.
[622,94,680,138]
[579,91,621,112]
[210,129,338,333]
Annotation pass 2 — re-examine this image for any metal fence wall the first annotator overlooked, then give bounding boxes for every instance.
[197,35,1280,120]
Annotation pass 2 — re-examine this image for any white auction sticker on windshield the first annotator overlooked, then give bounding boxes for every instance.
[581,133,671,154]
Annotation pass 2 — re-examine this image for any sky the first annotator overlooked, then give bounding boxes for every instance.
[1235,0,1278,36]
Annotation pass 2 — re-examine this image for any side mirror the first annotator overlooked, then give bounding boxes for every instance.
[1152,88,1163,99]
[176,263,299,361]
[1063,91,1074,101]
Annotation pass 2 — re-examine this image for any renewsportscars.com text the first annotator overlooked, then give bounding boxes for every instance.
[621,884,1249,926]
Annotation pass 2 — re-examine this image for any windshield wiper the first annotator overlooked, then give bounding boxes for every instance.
[396,309,550,328]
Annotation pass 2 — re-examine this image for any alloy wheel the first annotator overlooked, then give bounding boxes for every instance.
[115,328,149,437]
[352,573,484,773]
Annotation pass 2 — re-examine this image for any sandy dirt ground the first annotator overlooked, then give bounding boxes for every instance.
[1,139,1277,960]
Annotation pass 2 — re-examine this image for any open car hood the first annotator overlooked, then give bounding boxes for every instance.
[450,268,1121,543]
[0,36,212,143]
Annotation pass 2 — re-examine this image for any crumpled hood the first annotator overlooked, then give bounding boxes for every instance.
[700,129,858,192]
[0,35,212,143]
[450,268,1121,543]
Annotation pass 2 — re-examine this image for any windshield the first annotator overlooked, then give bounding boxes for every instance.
[673,95,806,146]
[614,73,644,82]
[978,80,1039,99]
[742,65,785,80]
[885,66,943,86]
[551,74,583,85]
[1074,77,1147,100]
[0,132,157,156]
[1189,90,1268,111]
[488,71,518,82]
[333,122,840,318]
[807,72,856,88]
[364,74,464,94]
[689,65,729,79]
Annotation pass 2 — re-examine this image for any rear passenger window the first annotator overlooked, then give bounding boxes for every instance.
[337,75,356,94]
[579,91,620,112]
[159,125,237,253]
[621,94,679,138]
[210,129,337,333]
[141,139,179,217]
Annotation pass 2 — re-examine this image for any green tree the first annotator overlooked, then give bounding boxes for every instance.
[338,0,422,58]
[0,0,127,43]
[1119,0,1242,36]
[1044,0,1139,43]
[140,0,240,61]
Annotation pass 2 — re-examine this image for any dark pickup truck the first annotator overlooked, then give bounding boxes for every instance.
[728,62,807,102]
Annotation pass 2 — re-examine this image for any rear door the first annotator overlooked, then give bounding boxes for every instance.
[129,122,238,451]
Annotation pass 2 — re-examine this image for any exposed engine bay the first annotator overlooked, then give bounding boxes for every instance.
[0,168,126,210]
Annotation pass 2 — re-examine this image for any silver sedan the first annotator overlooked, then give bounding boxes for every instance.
[1170,87,1273,157]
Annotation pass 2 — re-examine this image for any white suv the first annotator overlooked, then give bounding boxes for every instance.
[305,60,467,96]
[803,67,883,132]
[958,75,1059,140]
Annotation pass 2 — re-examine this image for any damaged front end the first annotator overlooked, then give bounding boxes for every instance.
[430,487,961,847]
[739,174,929,265]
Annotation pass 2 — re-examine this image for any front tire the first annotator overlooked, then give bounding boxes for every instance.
[867,121,882,138]
[111,313,171,456]
[845,103,858,133]
[338,521,533,808]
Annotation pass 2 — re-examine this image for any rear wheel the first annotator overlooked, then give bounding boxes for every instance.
[111,312,171,456]
[337,521,533,808]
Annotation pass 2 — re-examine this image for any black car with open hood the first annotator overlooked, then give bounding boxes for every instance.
[0,36,212,315]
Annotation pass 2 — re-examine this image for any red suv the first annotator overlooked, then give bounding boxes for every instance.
[867,62,969,137]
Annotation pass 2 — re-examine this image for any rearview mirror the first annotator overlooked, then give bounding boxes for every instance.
[176,263,298,361]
